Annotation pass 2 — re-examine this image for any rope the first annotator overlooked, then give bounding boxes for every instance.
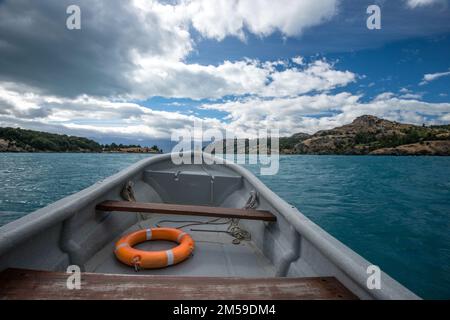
[227,218,251,244]
[120,181,148,229]
[244,190,258,209]
[190,191,258,244]
[155,217,231,229]
[131,256,141,272]
[225,191,258,243]
[121,181,136,202]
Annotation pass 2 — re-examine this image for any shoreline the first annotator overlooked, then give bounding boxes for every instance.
[1,151,449,157]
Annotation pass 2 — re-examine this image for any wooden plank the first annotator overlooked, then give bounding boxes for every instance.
[96,200,277,222]
[0,269,358,300]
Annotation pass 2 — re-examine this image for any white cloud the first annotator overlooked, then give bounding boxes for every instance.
[374,92,395,101]
[399,88,411,93]
[130,58,269,100]
[0,84,222,139]
[292,56,305,65]
[405,0,447,8]
[200,92,450,136]
[183,0,338,41]
[260,60,356,97]
[130,57,356,99]
[399,93,423,99]
[420,69,450,85]
[199,92,359,136]
[1,82,450,141]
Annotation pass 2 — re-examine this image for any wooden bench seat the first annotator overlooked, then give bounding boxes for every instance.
[0,268,358,300]
[96,200,277,222]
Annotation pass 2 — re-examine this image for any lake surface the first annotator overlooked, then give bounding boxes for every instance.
[0,153,449,299]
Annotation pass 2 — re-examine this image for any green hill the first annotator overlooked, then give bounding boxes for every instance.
[0,127,102,152]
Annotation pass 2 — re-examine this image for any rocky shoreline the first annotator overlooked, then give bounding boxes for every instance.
[369,140,450,156]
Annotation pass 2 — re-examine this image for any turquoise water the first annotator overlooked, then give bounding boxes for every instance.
[0,153,152,224]
[0,153,449,299]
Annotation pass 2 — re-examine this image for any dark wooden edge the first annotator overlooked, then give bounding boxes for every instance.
[0,268,358,300]
[96,200,277,222]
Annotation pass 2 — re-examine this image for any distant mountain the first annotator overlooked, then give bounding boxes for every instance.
[0,127,161,153]
[280,132,311,154]
[206,115,450,156]
[291,115,450,155]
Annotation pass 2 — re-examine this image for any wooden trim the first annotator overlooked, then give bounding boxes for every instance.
[96,200,277,222]
[0,269,358,300]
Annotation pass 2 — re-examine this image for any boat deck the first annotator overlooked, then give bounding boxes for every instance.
[86,215,276,277]
[0,268,358,300]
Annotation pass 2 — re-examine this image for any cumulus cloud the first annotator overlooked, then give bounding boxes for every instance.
[184,0,338,40]
[0,83,223,139]
[199,92,357,136]
[260,60,356,97]
[1,81,450,140]
[0,0,340,100]
[131,58,356,99]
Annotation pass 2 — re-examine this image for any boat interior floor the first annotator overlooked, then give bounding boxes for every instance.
[85,214,276,277]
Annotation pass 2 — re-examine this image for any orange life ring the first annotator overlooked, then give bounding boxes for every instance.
[114,228,195,269]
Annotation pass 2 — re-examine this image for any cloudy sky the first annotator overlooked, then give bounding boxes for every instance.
[0,0,450,145]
